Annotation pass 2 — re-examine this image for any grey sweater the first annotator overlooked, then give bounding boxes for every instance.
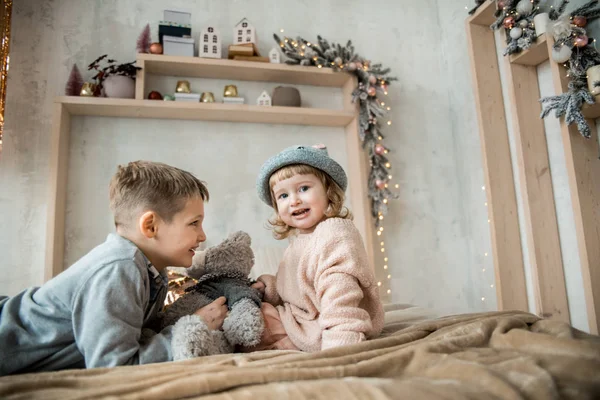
[0,233,192,375]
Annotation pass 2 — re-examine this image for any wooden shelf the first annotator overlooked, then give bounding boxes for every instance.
[509,34,549,66]
[137,53,352,87]
[57,96,355,127]
[467,0,497,26]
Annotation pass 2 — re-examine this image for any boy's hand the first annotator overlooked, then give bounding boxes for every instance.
[194,296,228,330]
[251,280,265,297]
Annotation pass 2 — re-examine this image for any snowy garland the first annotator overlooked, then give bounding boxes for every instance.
[468,0,600,142]
[540,0,600,139]
[491,0,543,56]
[273,33,398,228]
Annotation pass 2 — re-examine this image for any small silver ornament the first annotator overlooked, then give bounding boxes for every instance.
[334,57,342,65]
[510,27,523,39]
[516,0,533,15]
[519,19,529,28]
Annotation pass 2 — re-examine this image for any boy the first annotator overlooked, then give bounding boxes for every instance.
[0,161,227,375]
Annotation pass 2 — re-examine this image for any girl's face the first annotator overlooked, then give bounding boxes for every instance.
[272,173,329,234]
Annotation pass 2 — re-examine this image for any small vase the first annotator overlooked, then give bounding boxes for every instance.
[103,75,135,99]
[272,86,301,107]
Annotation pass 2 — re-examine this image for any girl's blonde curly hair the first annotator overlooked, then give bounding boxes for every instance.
[267,164,352,240]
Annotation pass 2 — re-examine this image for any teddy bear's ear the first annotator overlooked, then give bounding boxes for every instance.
[229,231,251,247]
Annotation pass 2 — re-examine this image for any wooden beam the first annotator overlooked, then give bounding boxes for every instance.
[503,40,570,323]
[44,103,70,281]
[342,77,375,268]
[58,97,355,127]
[138,53,352,88]
[135,59,145,100]
[465,22,528,311]
[467,0,497,26]
[509,34,549,66]
[547,37,600,334]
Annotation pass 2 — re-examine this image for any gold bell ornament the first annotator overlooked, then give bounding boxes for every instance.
[176,80,191,93]
[223,84,238,97]
[80,82,97,97]
[200,92,215,103]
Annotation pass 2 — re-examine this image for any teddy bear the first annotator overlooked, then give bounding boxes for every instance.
[159,231,265,360]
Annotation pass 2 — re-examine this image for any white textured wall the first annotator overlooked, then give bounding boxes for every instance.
[0,0,497,317]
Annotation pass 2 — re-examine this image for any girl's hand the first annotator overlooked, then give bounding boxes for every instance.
[194,296,228,330]
[251,280,266,296]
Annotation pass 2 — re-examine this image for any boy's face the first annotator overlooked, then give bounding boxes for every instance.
[272,173,328,234]
[153,197,206,269]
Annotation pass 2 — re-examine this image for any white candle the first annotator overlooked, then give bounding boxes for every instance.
[534,13,550,36]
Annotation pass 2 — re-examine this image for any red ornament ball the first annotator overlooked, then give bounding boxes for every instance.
[367,87,377,96]
[574,35,589,47]
[573,16,587,27]
[497,0,506,9]
[355,62,363,70]
[503,16,515,29]
[148,90,163,100]
[376,179,386,190]
[375,144,385,155]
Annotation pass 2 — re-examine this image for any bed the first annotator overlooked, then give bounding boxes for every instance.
[1,304,599,399]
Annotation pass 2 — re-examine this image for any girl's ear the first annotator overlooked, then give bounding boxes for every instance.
[139,211,158,238]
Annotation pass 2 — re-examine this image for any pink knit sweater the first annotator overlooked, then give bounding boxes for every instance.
[259,218,385,352]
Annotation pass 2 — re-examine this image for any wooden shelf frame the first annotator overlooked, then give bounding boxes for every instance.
[45,59,375,281]
[467,0,600,333]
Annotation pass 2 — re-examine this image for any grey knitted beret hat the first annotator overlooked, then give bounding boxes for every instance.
[256,144,348,206]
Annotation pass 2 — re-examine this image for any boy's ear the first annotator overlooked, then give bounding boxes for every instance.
[139,211,158,238]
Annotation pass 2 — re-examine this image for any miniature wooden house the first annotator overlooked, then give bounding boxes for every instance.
[269,48,280,63]
[257,91,272,106]
[200,25,221,58]
[234,18,256,45]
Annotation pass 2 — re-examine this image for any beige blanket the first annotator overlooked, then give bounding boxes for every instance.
[1,307,599,400]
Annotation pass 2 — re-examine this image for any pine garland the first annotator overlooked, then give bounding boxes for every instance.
[540,0,600,139]
[273,33,398,227]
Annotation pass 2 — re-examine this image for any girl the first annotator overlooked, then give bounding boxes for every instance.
[251,144,384,352]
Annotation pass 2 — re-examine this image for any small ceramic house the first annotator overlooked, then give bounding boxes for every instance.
[200,25,221,58]
[269,48,280,63]
[233,18,256,45]
[256,91,272,106]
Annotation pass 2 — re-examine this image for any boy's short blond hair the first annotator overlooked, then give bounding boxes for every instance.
[109,161,209,229]
[267,164,352,239]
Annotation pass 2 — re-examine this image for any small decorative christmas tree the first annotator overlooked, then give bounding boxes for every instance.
[136,23,151,53]
[65,64,83,96]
